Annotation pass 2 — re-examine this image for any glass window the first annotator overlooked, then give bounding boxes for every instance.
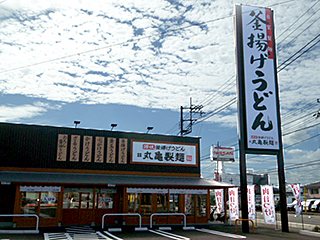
[197,195,207,216]
[63,188,93,209]
[169,194,180,213]
[128,193,139,213]
[40,192,58,218]
[156,193,168,212]
[21,191,58,218]
[63,191,79,209]
[96,192,114,209]
[80,192,93,209]
[184,194,195,215]
[140,193,152,215]
[21,192,38,214]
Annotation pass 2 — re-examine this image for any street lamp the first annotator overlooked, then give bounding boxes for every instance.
[110,123,117,131]
[146,126,154,133]
[74,120,80,128]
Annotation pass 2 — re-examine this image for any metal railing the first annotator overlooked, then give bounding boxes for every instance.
[235,218,255,233]
[0,214,39,234]
[150,213,187,229]
[102,213,142,229]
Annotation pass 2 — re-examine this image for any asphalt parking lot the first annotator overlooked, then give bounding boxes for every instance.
[1,224,320,240]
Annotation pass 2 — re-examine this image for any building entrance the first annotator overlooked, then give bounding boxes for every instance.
[62,187,119,226]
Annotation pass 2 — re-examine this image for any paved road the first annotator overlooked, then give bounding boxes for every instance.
[1,225,320,240]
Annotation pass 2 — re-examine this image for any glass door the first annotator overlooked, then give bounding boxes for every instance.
[62,188,94,225]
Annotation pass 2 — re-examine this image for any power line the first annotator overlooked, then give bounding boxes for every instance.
[277,5,320,49]
[284,133,320,149]
[278,34,320,72]
[0,14,233,75]
[194,97,236,125]
[193,32,320,129]
[265,159,320,173]
[283,122,320,136]
[276,0,320,40]
[278,14,320,55]
[0,0,295,75]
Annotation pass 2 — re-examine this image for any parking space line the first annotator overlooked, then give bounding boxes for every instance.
[196,228,246,239]
[102,231,124,240]
[43,232,73,240]
[156,229,190,240]
[149,229,187,240]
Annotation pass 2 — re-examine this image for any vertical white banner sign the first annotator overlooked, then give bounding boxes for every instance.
[247,185,256,220]
[228,187,239,221]
[238,5,280,151]
[214,189,224,214]
[289,184,302,216]
[261,185,276,224]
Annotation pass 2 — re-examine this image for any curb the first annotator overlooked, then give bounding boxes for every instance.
[299,230,320,238]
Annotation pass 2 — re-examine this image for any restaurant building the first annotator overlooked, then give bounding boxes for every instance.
[0,122,231,228]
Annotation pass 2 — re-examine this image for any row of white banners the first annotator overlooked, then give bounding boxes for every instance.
[215,184,303,224]
[215,185,275,224]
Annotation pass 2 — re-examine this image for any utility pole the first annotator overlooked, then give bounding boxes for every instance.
[180,97,204,136]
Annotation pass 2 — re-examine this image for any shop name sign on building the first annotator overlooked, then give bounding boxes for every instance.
[132,141,197,166]
[237,5,280,151]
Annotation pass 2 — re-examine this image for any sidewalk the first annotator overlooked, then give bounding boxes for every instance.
[207,222,320,239]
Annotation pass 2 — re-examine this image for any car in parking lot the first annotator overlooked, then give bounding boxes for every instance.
[311,199,320,212]
[301,199,317,211]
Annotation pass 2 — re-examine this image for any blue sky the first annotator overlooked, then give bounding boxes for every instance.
[0,0,319,185]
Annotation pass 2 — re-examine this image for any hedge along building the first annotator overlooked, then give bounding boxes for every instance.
[0,122,232,228]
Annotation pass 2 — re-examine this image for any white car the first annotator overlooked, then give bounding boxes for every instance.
[301,199,317,211]
[310,199,320,212]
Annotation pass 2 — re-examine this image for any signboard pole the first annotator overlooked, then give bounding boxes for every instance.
[239,151,249,232]
[235,4,249,233]
[277,140,289,231]
[235,4,289,232]
[272,5,289,230]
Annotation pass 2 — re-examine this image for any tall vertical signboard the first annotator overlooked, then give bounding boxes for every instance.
[235,5,288,232]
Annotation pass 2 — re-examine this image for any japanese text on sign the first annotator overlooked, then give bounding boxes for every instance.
[132,141,197,166]
[228,187,239,221]
[56,134,68,161]
[261,185,276,224]
[215,189,224,214]
[94,137,105,163]
[70,135,80,162]
[241,5,280,150]
[118,138,128,164]
[82,136,92,162]
[247,185,256,220]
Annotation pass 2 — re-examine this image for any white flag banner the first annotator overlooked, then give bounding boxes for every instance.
[247,185,256,220]
[228,187,239,221]
[214,189,224,214]
[261,185,276,224]
[289,183,302,216]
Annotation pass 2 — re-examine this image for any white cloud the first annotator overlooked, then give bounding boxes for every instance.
[0,102,61,121]
[0,0,318,125]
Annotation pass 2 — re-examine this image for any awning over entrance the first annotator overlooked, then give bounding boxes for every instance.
[0,171,233,188]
